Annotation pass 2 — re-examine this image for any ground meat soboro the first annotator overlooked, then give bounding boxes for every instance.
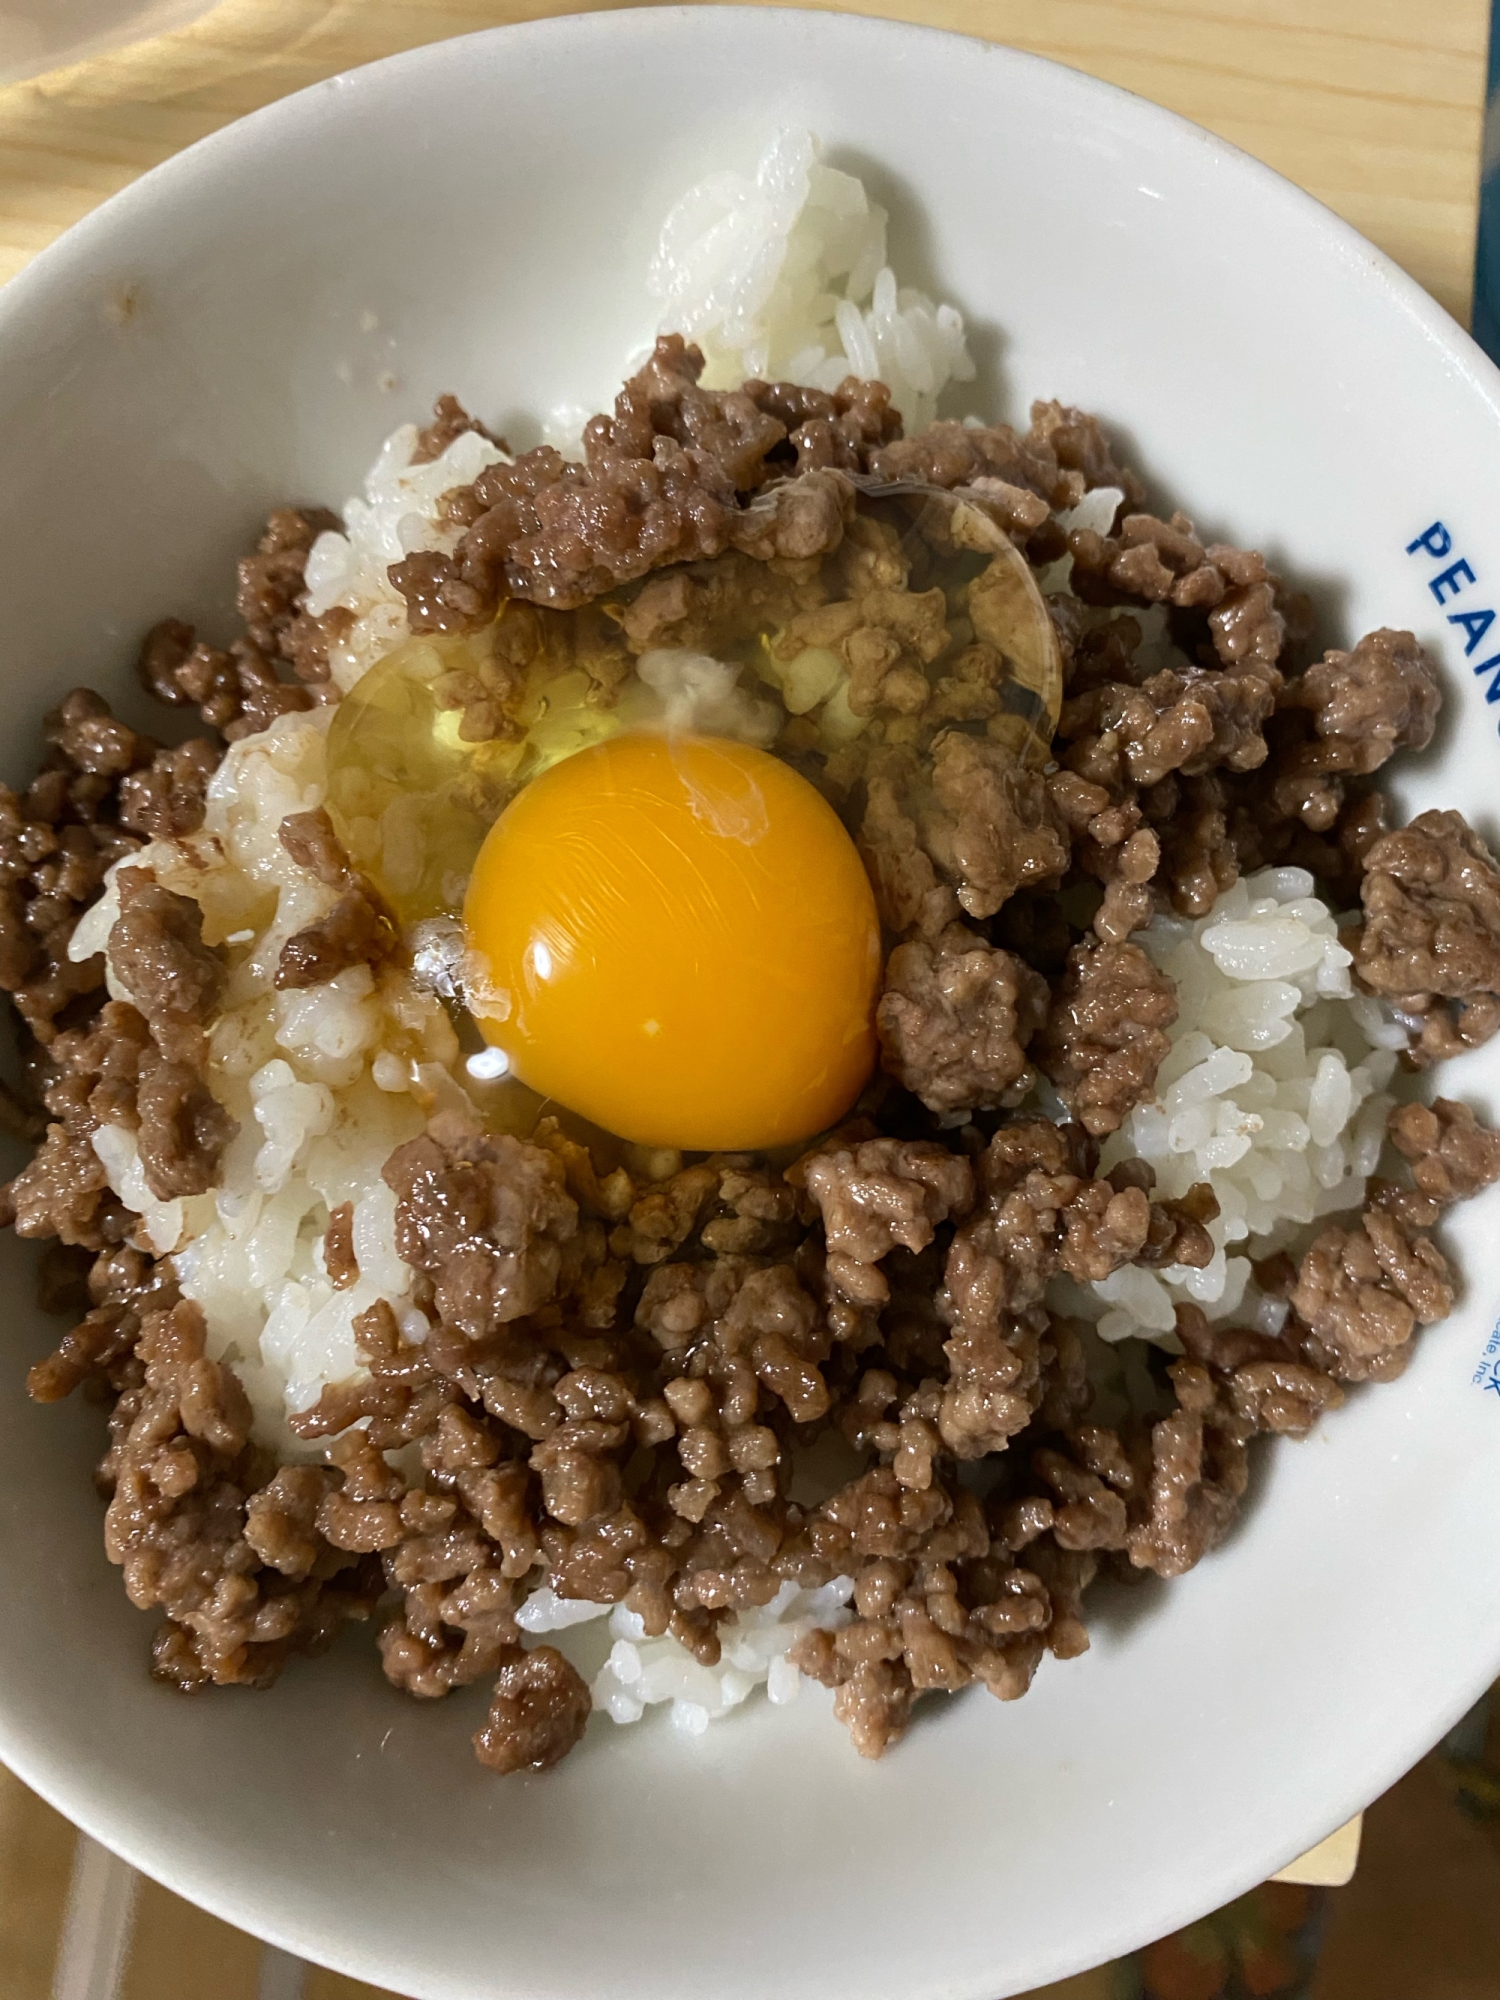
[0,692,185,1046]
[473,1646,592,1773]
[273,808,399,989]
[10,346,1500,1780]
[1388,1098,1500,1203]
[1354,810,1500,1061]
[107,869,226,1064]
[877,927,1047,1114]
[1290,1201,1454,1383]
[1037,940,1178,1136]
[383,1114,579,1336]
[104,1297,383,1689]
[1281,628,1440,776]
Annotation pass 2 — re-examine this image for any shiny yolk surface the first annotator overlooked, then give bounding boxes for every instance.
[463,732,881,1150]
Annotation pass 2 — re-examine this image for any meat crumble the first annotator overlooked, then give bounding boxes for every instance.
[7,337,1499,1780]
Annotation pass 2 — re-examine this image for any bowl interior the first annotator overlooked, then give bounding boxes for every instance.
[3,13,1500,2000]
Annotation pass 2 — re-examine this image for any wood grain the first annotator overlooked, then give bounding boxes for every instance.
[0,0,1488,318]
[0,1764,77,2000]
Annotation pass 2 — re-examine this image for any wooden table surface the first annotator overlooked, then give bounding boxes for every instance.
[0,3,1489,1996]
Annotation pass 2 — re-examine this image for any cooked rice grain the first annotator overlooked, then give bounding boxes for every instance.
[649,129,974,429]
[1058,868,1397,1344]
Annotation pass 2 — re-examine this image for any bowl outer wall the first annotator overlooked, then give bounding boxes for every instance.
[2,10,1500,1999]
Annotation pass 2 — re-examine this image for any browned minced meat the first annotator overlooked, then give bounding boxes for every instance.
[1246,786,1393,916]
[0,691,220,1046]
[473,1645,592,1774]
[854,739,1070,938]
[1388,1098,1500,1203]
[940,1120,1210,1341]
[16,955,1494,1772]
[72,1287,382,1689]
[6,992,235,1227]
[789,1337,1250,1741]
[788,1133,975,1306]
[137,616,321,729]
[1280,628,1441,778]
[382,1113,581,1337]
[868,397,1145,513]
[1008,1333,1263,1580]
[1173,1303,1343,1439]
[117,738,222,843]
[922,734,1070,920]
[390,336,799,623]
[135,1053,237,1201]
[272,806,399,990]
[21,1246,422,1697]
[1037,939,1178,1136]
[1353,811,1500,1061]
[323,1202,359,1289]
[237,506,341,672]
[387,341,1147,628]
[270,1098,1290,1766]
[410,393,506,466]
[278,806,355,888]
[1046,768,1164,939]
[107,869,226,1065]
[6,1121,116,1249]
[1122,1361,1251,1578]
[1042,492,1446,935]
[1289,1197,1455,1383]
[1059,664,1277,791]
[136,503,338,717]
[876,926,1047,1114]
[741,375,903,474]
[1134,1178,1218,1271]
[1228,631,1437,847]
[1066,512,1297,676]
[788,1466,1059,1755]
[276,890,397,991]
[12,358,1500,1776]
[0,687,237,1224]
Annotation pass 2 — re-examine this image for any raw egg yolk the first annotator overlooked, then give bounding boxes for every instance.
[463,732,881,1150]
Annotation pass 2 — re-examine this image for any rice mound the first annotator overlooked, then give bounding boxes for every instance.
[1058,868,1399,1345]
[523,1578,857,1735]
[650,128,974,429]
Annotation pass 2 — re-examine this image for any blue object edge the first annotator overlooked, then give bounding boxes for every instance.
[1472,2,1500,357]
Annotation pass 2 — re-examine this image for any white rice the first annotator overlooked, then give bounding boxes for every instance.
[1051,868,1400,1346]
[301,422,509,694]
[72,141,1407,1734]
[521,1578,856,1735]
[648,128,974,430]
[69,709,456,1457]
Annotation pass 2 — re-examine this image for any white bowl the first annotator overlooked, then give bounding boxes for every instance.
[3,12,1500,1998]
